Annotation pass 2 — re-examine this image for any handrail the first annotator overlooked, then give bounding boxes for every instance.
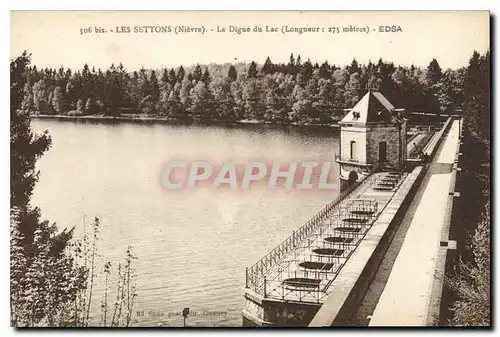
[255,194,382,301]
[423,118,453,156]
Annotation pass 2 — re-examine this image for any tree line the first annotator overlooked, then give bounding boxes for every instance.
[446,50,490,326]
[21,53,466,124]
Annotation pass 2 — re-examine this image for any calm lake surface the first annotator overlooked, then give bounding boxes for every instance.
[31,119,340,327]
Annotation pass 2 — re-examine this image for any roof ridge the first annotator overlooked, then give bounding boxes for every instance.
[341,91,397,124]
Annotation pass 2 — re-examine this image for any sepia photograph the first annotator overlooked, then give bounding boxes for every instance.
[9,10,491,328]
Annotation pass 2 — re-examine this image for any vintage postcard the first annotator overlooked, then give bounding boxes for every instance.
[10,10,490,327]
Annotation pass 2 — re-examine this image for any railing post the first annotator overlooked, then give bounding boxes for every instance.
[263,277,267,298]
[245,267,248,288]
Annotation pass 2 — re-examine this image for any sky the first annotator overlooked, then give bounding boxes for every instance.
[11,11,490,71]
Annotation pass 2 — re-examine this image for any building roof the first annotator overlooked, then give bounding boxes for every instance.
[341,91,399,124]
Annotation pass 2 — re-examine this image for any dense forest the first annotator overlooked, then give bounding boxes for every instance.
[446,50,490,326]
[21,54,465,124]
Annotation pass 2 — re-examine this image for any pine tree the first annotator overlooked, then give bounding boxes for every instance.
[261,57,274,75]
[288,53,296,75]
[348,58,360,75]
[202,68,211,85]
[82,63,91,99]
[161,69,169,87]
[11,52,52,209]
[168,68,177,85]
[11,52,87,326]
[104,65,125,116]
[177,66,185,82]
[247,61,258,79]
[61,67,70,81]
[319,61,331,79]
[192,64,203,82]
[425,58,443,86]
[139,70,151,101]
[127,71,141,110]
[93,69,105,109]
[57,67,65,80]
[296,55,302,70]
[448,50,490,327]
[463,50,490,141]
[298,59,313,86]
[149,70,160,103]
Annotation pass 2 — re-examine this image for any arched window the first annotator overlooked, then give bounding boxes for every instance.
[350,141,356,160]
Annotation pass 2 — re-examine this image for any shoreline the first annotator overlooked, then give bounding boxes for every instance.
[30,114,342,129]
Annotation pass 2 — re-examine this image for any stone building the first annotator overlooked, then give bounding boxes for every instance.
[336,91,407,191]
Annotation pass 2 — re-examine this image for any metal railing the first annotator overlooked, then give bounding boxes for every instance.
[423,118,453,157]
[264,271,337,304]
[408,133,433,159]
[245,166,380,294]
[253,198,380,303]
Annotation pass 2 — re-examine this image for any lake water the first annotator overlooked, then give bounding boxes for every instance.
[31,119,340,327]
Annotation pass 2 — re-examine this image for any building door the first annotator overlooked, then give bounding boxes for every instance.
[348,171,358,185]
[379,141,387,163]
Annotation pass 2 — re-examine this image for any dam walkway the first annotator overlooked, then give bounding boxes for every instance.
[367,119,461,326]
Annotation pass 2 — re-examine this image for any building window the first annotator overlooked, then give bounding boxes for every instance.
[379,141,387,163]
[350,141,356,160]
